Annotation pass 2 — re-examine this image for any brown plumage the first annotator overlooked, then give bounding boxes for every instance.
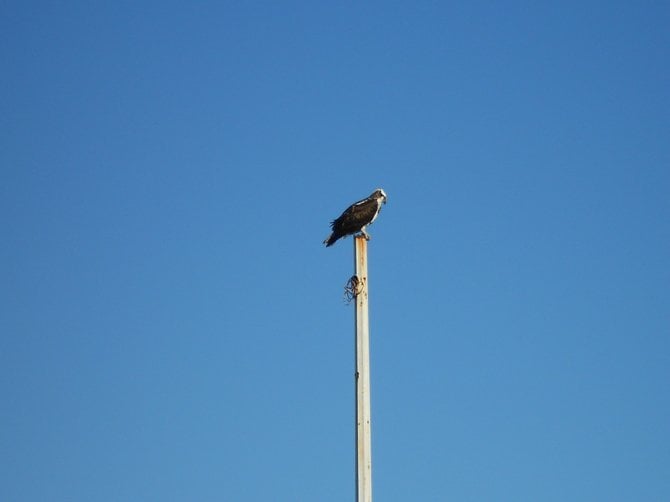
[324,189,387,247]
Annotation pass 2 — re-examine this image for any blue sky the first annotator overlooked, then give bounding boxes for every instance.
[2,1,669,500]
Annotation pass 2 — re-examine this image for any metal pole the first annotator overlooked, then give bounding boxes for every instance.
[354,235,372,502]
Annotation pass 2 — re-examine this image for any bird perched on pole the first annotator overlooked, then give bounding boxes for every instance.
[323,189,387,247]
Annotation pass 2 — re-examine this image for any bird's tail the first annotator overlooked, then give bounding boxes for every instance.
[323,232,337,247]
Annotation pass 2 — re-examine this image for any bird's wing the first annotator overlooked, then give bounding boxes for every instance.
[332,199,377,232]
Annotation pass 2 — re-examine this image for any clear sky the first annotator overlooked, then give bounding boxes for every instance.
[2,1,669,500]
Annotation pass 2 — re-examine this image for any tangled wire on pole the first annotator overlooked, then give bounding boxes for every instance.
[343,275,365,305]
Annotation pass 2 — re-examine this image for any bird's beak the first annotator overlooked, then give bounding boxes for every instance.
[382,195,387,204]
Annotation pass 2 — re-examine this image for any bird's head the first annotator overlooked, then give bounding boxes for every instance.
[373,188,387,204]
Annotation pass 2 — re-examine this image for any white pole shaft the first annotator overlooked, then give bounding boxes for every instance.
[354,235,372,502]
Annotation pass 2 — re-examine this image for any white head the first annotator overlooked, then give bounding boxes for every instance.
[371,188,387,204]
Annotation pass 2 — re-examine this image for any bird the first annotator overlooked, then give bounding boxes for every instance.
[324,189,387,247]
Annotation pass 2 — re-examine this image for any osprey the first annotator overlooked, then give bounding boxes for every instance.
[323,188,388,247]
